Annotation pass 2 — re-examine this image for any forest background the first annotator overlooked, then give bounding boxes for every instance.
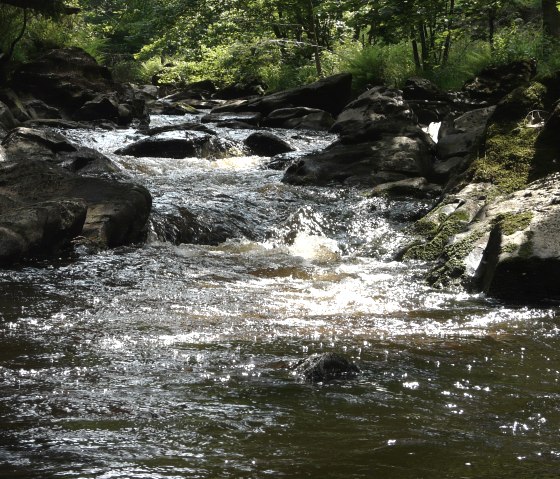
[1,0,560,93]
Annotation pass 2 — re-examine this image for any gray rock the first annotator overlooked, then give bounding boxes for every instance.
[115,133,213,159]
[263,107,334,130]
[0,100,19,134]
[215,73,352,116]
[201,111,263,127]
[294,352,360,383]
[283,135,434,187]
[0,159,152,262]
[244,131,294,156]
[370,177,442,199]
[331,86,418,142]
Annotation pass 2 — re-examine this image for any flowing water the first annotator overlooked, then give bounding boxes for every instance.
[1,116,559,478]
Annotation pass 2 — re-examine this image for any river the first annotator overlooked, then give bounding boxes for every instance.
[1,116,559,478]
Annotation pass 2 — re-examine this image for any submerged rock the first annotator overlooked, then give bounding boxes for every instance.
[294,352,360,383]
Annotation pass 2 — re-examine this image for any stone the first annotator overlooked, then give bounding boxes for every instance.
[0,199,87,264]
[370,177,442,199]
[263,107,334,130]
[115,133,213,159]
[10,47,114,111]
[244,131,294,156]
[2,127,78,162]
[0,100,20,134]
[213,80,265,100]
[282,135,435,187]
[201,111,263,127]
[24,99,62,120]
[294,352,359,383]
[330,86,418,143]
[74,94,120,122]
[0,159,152,261]
[217,73,353,116]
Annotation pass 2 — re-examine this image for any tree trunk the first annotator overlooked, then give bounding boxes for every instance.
[307,0,322,76]
[442,0,455,65]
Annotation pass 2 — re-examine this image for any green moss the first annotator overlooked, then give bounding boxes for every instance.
[493,211,533,236]
[427,230,484,287]
[412,217,439,237]
[470,122,539,194]
[404,210,470,261]
[465,82,548,195]
[501,243,518,254]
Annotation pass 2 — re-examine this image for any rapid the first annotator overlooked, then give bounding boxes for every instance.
[1,116,559,478]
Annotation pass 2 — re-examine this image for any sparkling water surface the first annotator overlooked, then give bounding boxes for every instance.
[1,116,559,478]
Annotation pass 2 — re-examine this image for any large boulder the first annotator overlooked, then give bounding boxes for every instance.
[283,134,434,186]
[330,86,419,142]
[215,73,353,116]
[0,100,19,138]
[412,174,560,301]
[115,132,244,160]
[115,134,212,159]
[1,127,118,175]
[11,47,114,110]
[0,159,152,262]
[10,48,146,125]
[283,86,436,187]
[403,77,452,124]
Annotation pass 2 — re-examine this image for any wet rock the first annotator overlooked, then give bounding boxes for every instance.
[244,131,294,156]
[2,127,78,161]
[0,159,152,262]
[201,111,263,127]
[143,122,216,136]
[263,107,334,131]
[216,73,353,116]
[150,207,231,245]
[9,48,146,125]
[0,198,87,264]
[294,352,359,383]
[370,177,442,199]
[24,99,62,120]
[0,100,18,139]
[115,133,213,159]
[0,89,33,122]
[1,127,121,176]
[463,59,537,103]
[73,94,120,122]
[11,47,114,111]
[330,86,419,143]
[283,85,436,187]
[283,135,434,187]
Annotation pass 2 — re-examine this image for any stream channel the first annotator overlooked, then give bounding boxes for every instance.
[1,115,559,478]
